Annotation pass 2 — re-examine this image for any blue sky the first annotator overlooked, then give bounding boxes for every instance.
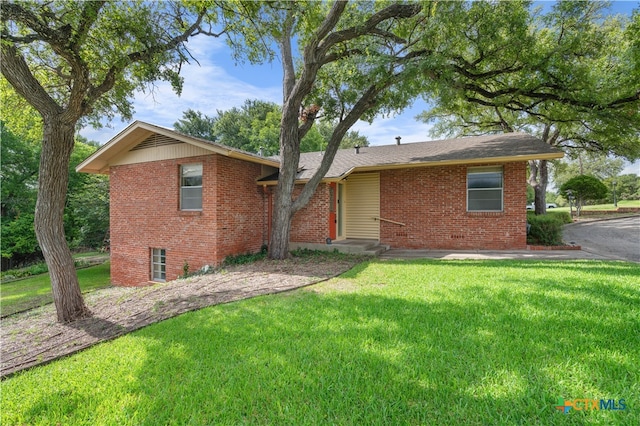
[80,1,639,174]
[80,31,433,147]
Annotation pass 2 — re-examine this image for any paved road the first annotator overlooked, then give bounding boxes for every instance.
[563,216,640,262]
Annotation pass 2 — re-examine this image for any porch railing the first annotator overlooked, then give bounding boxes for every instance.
[373,217,406,227]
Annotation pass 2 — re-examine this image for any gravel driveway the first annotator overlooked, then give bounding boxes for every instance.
[563,216,640,262]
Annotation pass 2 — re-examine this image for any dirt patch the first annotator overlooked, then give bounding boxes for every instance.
[1,254,365,378]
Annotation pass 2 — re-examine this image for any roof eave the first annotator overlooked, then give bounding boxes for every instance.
[340,152,564,175]
[256,151,563,185]
[227,151,280,168]
[258,178,313,186]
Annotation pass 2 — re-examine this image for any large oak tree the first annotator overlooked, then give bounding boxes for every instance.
[1,1,217,322]
[219,0,626,257]
[417,1,640,214]
[217,1,520,259]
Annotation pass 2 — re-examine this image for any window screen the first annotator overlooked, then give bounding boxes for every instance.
[181,164,202,210]
[467,167,503,211]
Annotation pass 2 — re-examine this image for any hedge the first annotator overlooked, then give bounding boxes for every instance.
[527,214,567,246]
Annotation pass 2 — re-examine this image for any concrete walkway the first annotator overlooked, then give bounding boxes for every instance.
[380,215,640,262]
[379,248,610,261]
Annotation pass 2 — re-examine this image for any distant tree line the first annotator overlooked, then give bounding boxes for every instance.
[173,99,369,156]
[1,116,109,270]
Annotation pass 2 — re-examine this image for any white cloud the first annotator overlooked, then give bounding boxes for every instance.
[80,36,281,144]
[622,160,640,176]
[80,32,439,147]
[352,100,434,146]
[353,115,434,147]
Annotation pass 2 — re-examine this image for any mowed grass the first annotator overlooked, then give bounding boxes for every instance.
[0,262,111,316]
[554,199,640,212]
[2,260,639,425]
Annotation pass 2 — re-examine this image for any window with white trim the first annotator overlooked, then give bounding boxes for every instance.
[180,164,202,210]
[151,248,166,282]
[467,166,503,211]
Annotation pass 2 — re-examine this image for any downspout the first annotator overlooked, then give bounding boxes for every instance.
[263,185,272,248]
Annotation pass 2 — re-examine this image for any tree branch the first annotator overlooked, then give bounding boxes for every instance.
[280,11,296,101]
[68,1,106,48]
[85,10,206,111]
[312,0,348,47]
[0,43,61,116]
[291,71,404,212]
[318,3,421,55]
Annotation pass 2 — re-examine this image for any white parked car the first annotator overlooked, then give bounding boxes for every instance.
[527,203,557,209]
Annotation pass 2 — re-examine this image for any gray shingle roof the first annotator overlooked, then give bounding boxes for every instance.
[273,132,561,181]
[79,122,561,180]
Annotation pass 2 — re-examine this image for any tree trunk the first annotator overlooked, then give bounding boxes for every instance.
[36,117,90,322]
[265,3,417,259]
[528,159,548,215]
[268,103,301,259]
[269,189,294,259]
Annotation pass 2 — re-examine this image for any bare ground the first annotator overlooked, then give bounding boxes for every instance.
[1,254,364,378]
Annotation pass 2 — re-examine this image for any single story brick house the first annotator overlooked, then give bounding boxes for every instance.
[77,121,562,286]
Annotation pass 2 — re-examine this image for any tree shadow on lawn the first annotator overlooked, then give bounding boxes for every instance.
[17,269,638,425]
[68,317,125,340]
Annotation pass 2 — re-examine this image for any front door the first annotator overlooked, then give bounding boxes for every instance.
[337,182,345,239]
[329,183,337,240]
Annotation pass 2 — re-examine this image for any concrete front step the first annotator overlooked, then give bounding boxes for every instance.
[290,239,389,256]
[362,246,390,256]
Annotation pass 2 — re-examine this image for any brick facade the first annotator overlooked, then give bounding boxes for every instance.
[109,154,264,286]
[290,183,331,244]
[379,163,527,250]
[110,155,527,286]
[286,162,527,250]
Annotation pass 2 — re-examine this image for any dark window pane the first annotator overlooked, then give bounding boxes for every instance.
[468,172,502,189]
[182,176,202,187]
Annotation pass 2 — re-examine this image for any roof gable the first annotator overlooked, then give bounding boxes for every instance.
[76,121,279,174]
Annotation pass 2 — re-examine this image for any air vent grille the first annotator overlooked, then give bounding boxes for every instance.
[130,134,182,151]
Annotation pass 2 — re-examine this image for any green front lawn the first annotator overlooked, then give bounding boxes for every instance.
[0,262,111,316]
[72,251,103,258]
[3,260,638,425]
[553,199,640,212]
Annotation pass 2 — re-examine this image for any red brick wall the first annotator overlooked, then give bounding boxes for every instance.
[380,163,527,250]
[109,154,265,286]
[290,183,331,243]
[214,155,266,259]
[110,157,527,286]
